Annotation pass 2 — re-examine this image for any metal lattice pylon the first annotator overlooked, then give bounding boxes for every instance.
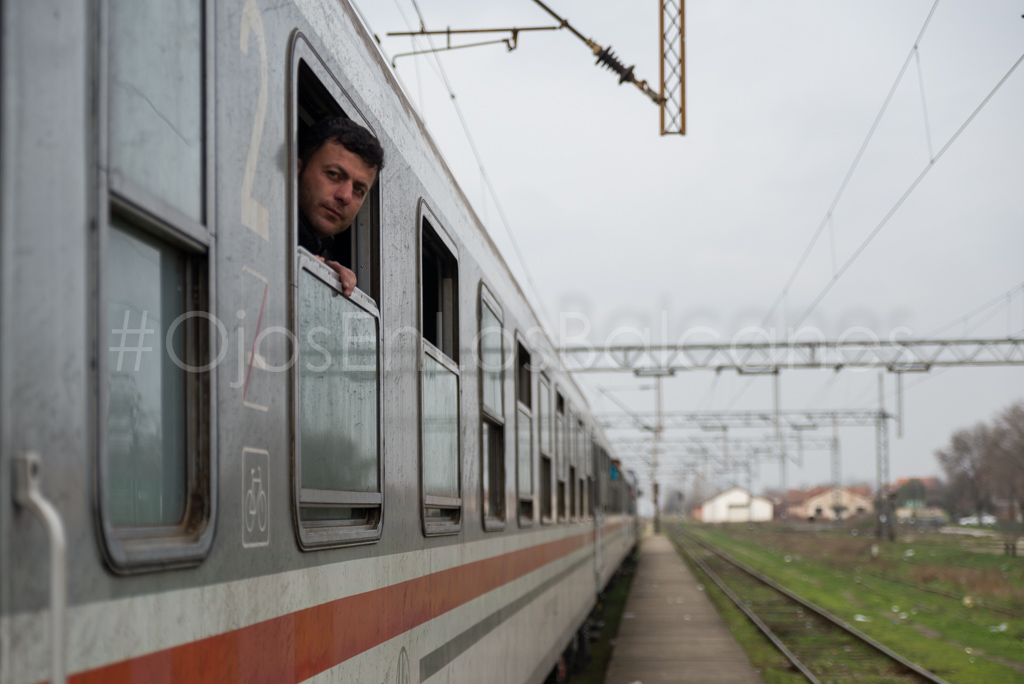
[659,0,685,135]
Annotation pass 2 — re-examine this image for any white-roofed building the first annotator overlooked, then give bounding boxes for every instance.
[696,487,774,523]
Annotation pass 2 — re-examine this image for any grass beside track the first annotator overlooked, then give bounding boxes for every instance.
[676,521,1024,684]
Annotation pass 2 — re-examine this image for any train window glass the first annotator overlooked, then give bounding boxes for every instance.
[568,464,577,522]
[479,289,505,530]
[480,298,503,417]
[588,438,597,517]
[422,220,459,361]
[295,264,382,545]
[517,407,533,524]
[516,344,531,408]
[421,211,461,534]
[577,419,586,519]
[99,0,215,571]
[422,356,460,498]
[583,431,592,519]
[109,0,203,222]
[556,393,566,522]
[106,220,188,527]
[567,412,576,521]
[598,446,606,509]
[540,456,553,523]
[600,448,609,513]
[538,375,552,524]
[516,342,533,526]
[294,54,382,303]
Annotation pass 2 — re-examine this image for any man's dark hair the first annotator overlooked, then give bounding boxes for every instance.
[299,116,384,172]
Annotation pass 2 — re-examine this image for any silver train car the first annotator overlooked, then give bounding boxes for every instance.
[0,0,639,682]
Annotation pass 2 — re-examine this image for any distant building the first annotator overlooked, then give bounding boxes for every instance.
[892,477,941,492]
[785,486,873,522]
[895,506,948,523]
[696,487,773,523]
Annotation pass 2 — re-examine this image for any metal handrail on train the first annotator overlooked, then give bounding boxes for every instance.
[13,451,68,684]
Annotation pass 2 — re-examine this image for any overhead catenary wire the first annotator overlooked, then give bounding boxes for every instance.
[792,48,1024,329]
[853,282,1024,410]
[914,46,935,162]
[922,281,1024,339]
[760,0,942,331]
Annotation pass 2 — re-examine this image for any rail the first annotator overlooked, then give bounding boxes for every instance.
[673,528,950,684]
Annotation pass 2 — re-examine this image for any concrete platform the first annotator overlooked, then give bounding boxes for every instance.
[603,534,763,684]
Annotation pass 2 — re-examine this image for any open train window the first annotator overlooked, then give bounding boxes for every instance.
[420,206,461,535]
[556,392,567,522]
[538,375,553,524]
[515,340,534,526]
[479,284,505,531]
[290,36,384,548]
[97,0,215,572]
[294,45,381,303]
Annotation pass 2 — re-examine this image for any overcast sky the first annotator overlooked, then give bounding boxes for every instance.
[354,1,1024,508]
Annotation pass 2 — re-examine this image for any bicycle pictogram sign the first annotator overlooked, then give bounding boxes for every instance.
[242,448,270,547]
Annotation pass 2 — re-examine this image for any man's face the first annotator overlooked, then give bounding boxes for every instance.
[297,141,378,239]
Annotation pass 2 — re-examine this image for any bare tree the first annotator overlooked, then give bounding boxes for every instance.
[994,401,1024,523]
[935,422,994,518]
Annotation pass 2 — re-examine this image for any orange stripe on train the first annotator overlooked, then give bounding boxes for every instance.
[64,526,623,684]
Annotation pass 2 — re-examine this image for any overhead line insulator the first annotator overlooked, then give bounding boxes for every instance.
[594,46,635,85]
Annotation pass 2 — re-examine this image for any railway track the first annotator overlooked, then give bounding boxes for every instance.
[670,528,951,684]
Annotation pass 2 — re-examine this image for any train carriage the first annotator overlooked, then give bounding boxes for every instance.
[0,1,638,683]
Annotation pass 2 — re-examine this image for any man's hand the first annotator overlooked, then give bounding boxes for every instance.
[324,260,357,297]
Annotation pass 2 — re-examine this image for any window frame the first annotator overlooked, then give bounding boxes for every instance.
[555,391,567,523]
[288,34,385,549]
[478,283,506,532]
[576,417,587,520]
[567,411,576,522]
[419,202,462,536]
[291,255,385,548]
[94,0,217,572]
[538,374,553,525]
[514,336,534,527]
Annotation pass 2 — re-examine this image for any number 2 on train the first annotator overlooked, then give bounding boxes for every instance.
[240,0,270,241]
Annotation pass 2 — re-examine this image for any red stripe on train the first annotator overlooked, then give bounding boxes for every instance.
[61,524,623,684]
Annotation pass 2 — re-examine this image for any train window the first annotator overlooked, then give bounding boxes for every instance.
[581,417,589,518]
[290,38,384,548]
[294,263,383,546]
[293,41,382,304]
[479,286,505,531]
[106,221,188,528]
[599,447,609,513]
[421,210,461,535]
[588,438,597,517]
[567,413,577,521]
[589,432,598,518]
[109,0,203,222]
[538,375,553,524]
[515,342,533,526]
[99,0,215,571]
[556,393,566,522]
